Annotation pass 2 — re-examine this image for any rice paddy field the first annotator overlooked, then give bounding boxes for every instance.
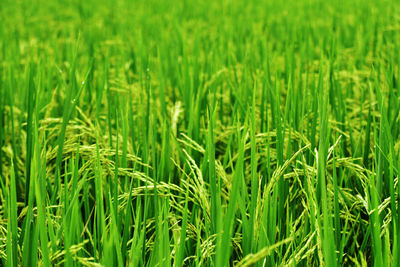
[2,0,400,266]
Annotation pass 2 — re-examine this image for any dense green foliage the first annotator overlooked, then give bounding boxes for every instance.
[1,0,400,266]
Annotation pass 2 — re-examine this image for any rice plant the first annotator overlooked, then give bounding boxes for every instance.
[1,0,400,266]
